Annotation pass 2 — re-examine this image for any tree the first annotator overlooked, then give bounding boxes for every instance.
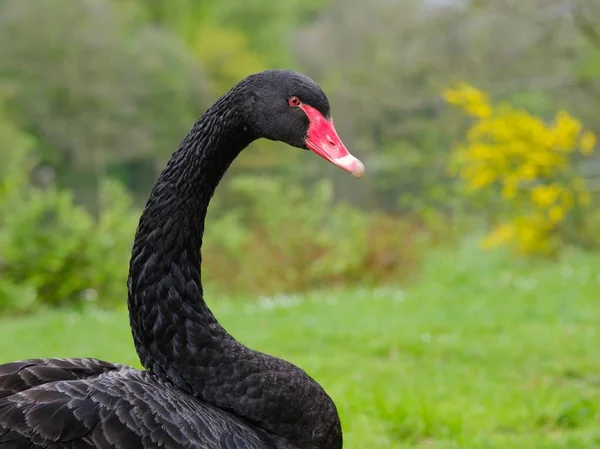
[0,0,210,206]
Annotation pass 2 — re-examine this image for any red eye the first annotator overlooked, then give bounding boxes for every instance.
[288,96,301,107]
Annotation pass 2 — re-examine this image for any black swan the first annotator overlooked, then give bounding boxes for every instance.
[0,70,364,449]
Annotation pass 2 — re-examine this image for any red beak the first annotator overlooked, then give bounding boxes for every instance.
[300,104,365,178]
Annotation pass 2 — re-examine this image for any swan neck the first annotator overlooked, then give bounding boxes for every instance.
[127,94,253,388]
[126,85,343,449]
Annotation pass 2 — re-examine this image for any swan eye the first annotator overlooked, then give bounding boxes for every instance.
[288,96,301,107]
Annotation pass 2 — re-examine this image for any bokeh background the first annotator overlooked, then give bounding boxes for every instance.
[1,0,600,447]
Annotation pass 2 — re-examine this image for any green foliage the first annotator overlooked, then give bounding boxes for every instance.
[0,109,138,313]
[118,0,273,95]
[189,25,268,95]
[0,0,208,190]
[0,179,137,312]
[207,0,330,67]
[203,176,425,296]
[0,178,138,312]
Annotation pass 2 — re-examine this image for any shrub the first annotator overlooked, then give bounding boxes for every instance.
[203,176,426,296]
[0,176,137,312]
[0,109,138,313]
[444,83,598,256]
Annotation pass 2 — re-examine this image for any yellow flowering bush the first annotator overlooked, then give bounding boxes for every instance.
[444,83,597,256]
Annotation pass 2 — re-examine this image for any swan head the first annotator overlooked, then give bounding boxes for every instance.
[239,69,365,178]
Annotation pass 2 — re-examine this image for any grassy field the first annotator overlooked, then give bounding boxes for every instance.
[1,241,599,448]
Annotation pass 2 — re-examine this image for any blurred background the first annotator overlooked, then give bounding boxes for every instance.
[1,0,600,447]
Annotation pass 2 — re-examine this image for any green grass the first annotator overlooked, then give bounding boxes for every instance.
[1,241,600,448]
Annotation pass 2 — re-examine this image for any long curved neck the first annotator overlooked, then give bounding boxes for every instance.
[127,88,342,449]
[127,91,254,387]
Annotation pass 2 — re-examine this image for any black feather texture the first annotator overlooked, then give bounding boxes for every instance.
[0,70,342,449]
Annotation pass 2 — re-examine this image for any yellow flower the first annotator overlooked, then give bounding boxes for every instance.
[468,144,493,161]
[580,131,596,156]
[442,87,461,105]
[518,164,538,181]
[519,226,537,245]
[465,102,492,118]
[548,206,565,224]
[553,110,582,151]
[467,168,496,191]
[514,216,553,255]
[443,84,493,118]
[531,184,561,207]
[516,224,539,251]
[446,82,596,256]
[502,182,517,200]
[481,223,515,250]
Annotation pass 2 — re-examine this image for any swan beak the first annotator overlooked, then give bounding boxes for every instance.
[301,105,365,178]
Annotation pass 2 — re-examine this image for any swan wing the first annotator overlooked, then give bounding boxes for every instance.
[0,358,275,449]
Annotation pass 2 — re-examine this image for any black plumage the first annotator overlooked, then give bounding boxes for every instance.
[0,70,356,449]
